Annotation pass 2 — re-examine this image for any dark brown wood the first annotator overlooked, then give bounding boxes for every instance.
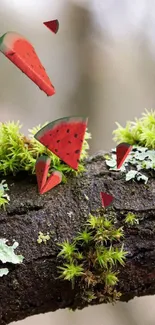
[0,152,155,325]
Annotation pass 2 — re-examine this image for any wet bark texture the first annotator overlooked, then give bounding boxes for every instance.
[0,152,155,325]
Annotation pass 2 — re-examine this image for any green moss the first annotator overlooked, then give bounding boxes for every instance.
[124,212,139,226]
[113,109,155,149]
[105,109,155,184]
[0,180,10,210]
[0,121,91,182]
[57,210,127,305]
[37,231,50,244]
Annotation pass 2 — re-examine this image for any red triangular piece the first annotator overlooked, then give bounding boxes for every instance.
[43,20,59,34]
[100,192,114,208]
[40,170,62,194]
[116,142,132,169]
[35,156,51,193]
[34,116,88,170]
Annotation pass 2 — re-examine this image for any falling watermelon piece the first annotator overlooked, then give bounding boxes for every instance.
[35,155,51,193]
[40,170,62,194]
[116,142,132,169]
[43,19,59,34]
[0,31,55,96]
[34,116,88,170]
[100,192,114,208]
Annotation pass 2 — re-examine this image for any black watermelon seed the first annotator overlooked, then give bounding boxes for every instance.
[75,149,80,154]
[68,141,72,144]
[74,133,78,138]
[57,140,60,143]
[66,129,70,133]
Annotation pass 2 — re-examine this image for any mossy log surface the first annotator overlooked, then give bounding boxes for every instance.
[0,152,155,325]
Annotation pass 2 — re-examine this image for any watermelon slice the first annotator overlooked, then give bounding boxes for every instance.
[40,170,62,194]
[100,192,114,208]
[34,116,88,170]
[43,20,59,34]
[116,142,132,169]
[0,31,55,96]
[35,155,51,193]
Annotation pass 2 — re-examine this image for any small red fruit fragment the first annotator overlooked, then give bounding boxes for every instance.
[35,156,51,193]
[40,170,62,194]
[100,192,114,208]
[116,142,132,169]
[43,19,59,34]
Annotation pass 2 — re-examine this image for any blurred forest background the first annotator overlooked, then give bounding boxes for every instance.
[0,0,155,324]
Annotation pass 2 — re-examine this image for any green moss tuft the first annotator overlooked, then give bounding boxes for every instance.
[124,212,139,225]
[0,180,10,210]
[37,231,50,244]
[0,121,91,181]
[113,109,155,149]
[57,210,127,305]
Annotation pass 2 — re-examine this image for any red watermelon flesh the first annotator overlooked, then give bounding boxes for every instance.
[100,192,114,208]
[34,116,88,170]
[0,32,55,96]
[40,170,62,194]
[35,155,51,193]
[116,142,132,169]
[43,20,59,34]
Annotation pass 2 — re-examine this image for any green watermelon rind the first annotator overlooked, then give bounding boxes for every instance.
[34,116,88,142]
[35,155,51,167]
[51,170,62,180]
[0,31,28,54]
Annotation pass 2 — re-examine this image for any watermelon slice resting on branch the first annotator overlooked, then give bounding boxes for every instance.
[34,116,88,170]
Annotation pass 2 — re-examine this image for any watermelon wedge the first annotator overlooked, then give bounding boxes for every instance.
[35,155,51,193]
[0,31,55,96]
[40,170,62,194]
[116,142,132,169]
[34,116,88,170]
[100,192,114,208]
[43,20,59,34]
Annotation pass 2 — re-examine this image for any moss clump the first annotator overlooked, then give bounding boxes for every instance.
[37,232,50,244]
[0,121,91,181]
[0,180,10,210]
[57,210,127,306]
[113,109,155,149]
[124,212,139,226]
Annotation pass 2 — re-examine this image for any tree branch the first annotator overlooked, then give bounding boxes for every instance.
[0,152,155,325]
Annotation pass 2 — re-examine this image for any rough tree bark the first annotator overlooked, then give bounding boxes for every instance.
[0,152,155,325]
